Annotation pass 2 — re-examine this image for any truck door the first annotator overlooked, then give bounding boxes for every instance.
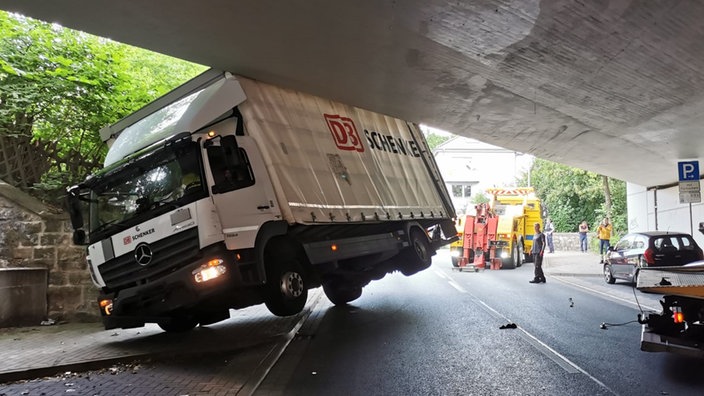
[206,135,280,250]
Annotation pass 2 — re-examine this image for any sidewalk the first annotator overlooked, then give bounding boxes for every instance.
[543,250,604,277]
[0,290,324,384]
[0,251,601,383]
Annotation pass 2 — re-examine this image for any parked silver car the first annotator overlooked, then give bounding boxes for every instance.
[604,231,704,284]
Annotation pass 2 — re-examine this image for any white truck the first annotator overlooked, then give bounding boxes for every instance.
[67,70,457,332]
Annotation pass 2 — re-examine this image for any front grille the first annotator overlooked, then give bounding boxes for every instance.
[99,228,200,290]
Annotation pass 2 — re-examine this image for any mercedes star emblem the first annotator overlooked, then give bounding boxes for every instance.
[134,243,153,266]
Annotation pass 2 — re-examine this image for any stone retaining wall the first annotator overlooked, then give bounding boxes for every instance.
[550,232,600,252]
[0,180,98,325]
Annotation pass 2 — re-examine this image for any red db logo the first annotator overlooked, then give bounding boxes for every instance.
[324,114,364,152]
[123,236,132,245]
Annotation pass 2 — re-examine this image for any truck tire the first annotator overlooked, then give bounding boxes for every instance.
[264,258,308,316]
[400,228,433,276]
[516,242,524,268]
[158,316,198,333]
[451,256,460,268]
[502,244,518,270]
[322,281,363,305]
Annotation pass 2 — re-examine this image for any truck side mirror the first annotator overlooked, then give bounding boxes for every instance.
[66,186,89,245]
[73,229,86,245]
[66,187,84,230]
[221,135,243,167]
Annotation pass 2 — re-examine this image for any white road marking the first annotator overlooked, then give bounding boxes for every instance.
[474,297,617,394]
[243,289,325,395]
[434,269,449,280]
[448,280,467,293]
[437,273,619,396]
[551,276,659,312]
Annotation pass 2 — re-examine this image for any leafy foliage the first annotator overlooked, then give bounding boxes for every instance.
[424,132,452,151]
[0,11,206,203]
[517,158,626,235]
[471,191,489,204]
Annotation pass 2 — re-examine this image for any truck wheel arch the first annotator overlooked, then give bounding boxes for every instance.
[254,221,316,286]
[253,221,290,282]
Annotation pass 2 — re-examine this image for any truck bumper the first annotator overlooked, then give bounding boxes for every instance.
[98,244,259,329]
[641,325,704,358]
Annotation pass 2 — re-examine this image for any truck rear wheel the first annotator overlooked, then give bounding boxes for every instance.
[264,258,308,316]
[322,281,363,305]
[399,228,433,276]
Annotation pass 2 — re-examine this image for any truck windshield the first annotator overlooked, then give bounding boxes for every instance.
[86,141,205,243]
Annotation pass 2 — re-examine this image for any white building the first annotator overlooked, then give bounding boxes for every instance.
[432,136,533,215]
[628,183,704,248]
[431,136,704,248]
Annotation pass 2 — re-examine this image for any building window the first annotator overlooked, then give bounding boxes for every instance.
[451,184,471,198]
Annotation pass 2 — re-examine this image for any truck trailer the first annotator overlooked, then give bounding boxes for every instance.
[67,70,457,332]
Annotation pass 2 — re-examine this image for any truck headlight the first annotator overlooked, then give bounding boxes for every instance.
[193,259,227,283]
[99,299,113,316]
[450,249,460,257]
[500,251,509,258]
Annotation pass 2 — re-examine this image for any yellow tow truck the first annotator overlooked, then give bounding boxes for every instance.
[450,187,542,269]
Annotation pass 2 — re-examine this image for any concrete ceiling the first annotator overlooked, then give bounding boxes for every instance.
[1,0,702,187]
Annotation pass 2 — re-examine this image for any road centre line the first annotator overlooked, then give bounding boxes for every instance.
[434,269,449,279]
[432,267,466,292]
[448,280,467,293]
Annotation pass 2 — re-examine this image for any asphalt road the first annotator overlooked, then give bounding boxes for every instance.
[258,250,704,395]
[2,250,704,395]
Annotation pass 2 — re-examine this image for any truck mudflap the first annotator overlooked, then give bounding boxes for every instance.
[641,325,704,358]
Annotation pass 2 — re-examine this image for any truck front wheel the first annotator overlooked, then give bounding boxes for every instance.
[265,259,308,316]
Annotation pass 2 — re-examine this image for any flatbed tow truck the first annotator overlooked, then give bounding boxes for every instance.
[637,222,704,358]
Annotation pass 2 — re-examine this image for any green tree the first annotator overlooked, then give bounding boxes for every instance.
[518,158,626,235]
[0,11,206,203]
[424,131,452,151]
[471,191,489,204]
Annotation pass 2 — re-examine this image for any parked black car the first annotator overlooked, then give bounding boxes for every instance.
[604,231,704,284]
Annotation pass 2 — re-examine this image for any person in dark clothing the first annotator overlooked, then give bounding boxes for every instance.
[530,222,547,284]
[544,218,555,253]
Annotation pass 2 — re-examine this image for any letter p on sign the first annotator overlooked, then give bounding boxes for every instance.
[678,161,700,181]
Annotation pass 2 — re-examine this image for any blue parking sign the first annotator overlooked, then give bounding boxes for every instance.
[678,161,700,181]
